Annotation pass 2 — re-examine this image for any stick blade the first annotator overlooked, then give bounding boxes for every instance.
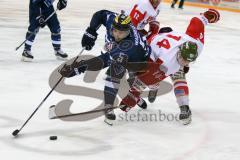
[12,129,19,137]
[49,105,57,119]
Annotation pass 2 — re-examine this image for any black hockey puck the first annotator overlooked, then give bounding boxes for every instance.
[49,136,57,140]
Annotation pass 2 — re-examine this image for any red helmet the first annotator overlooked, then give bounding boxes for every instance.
[149,0,161,8]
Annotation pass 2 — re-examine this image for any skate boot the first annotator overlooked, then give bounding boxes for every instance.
[104,105,116,126]
[148,89,158,103]
[137,98,147,109]
[55,49,68,60]
[22,50,34,62]
[179,105,192,125]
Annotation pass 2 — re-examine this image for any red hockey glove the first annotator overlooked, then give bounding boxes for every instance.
[147,20,160,39]
[203,9,220,23]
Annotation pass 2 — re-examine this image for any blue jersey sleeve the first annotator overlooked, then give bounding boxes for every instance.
[31,0,43,4]
[89,10,116,32]
[31,0,53,8]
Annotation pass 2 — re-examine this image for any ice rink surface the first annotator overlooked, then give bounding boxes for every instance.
[0,0,240,160]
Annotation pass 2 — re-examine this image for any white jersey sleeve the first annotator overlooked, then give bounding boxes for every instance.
[126,0,161,30]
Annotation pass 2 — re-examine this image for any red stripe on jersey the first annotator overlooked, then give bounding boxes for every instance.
[174,81,188,85]
[174,86,189,96]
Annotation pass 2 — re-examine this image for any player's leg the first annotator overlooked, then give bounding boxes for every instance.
[22,9,39,62]
[46,7,68,59]
[147,27,173,103]
[103,53,130,125]
[178,0,185,9]
[171,0,178,8]
[104,69,125,125]
[120,59,167,112]
[120,77,147,112]
[128,72,147,109]
[170,69,192,125]
[148,88,158,103]
[104,74,119,122]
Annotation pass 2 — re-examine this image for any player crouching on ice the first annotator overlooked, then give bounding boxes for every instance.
[119,9,220,125]
[128,0,197,118]
[22,0,68,62]
[59,11,151,125]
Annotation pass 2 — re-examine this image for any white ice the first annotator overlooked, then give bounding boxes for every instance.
[0,0,240,160]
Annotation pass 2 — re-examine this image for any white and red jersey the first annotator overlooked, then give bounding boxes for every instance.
[148,16,207,77]
[136,15,207,88]
[121,14,215,110]
[126,0,161,30]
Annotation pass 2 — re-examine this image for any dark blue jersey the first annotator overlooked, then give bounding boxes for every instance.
[76,10,152,107]
[30,0,54,15]
[88,10,151,70]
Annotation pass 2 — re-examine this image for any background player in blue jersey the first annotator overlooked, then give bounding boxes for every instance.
[22,0,68,62]
[59,10,151,124]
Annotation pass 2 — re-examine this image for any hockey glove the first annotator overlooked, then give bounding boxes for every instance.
[159,27,173,34]
[146,20,160,39]
[59,60,87,78]
[203,9,220,23]
[81,27,98,50]
[57,0,67,10]
[183,66,189,74]
[36,15,46,28]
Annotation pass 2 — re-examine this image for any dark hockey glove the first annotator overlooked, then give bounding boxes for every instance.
[183,66,190,74]
[36,15,46,28]
[57,0,67,10]
[59,60,87,78]
[81,27,98,50]
[159,27,173,34]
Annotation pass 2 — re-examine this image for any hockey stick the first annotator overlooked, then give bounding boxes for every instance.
[49,105,121,119]
[12,48,85,137]
[15,9,58,51]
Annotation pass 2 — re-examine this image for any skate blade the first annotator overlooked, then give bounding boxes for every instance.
[21,56,33,62]
[49,105,56,119]
[148,98,156,103]
[104,118,114,126]
[55,56,68,61]
[180,117,192,125]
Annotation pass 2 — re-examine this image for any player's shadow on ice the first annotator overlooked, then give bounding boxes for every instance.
[1,127,113,156]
